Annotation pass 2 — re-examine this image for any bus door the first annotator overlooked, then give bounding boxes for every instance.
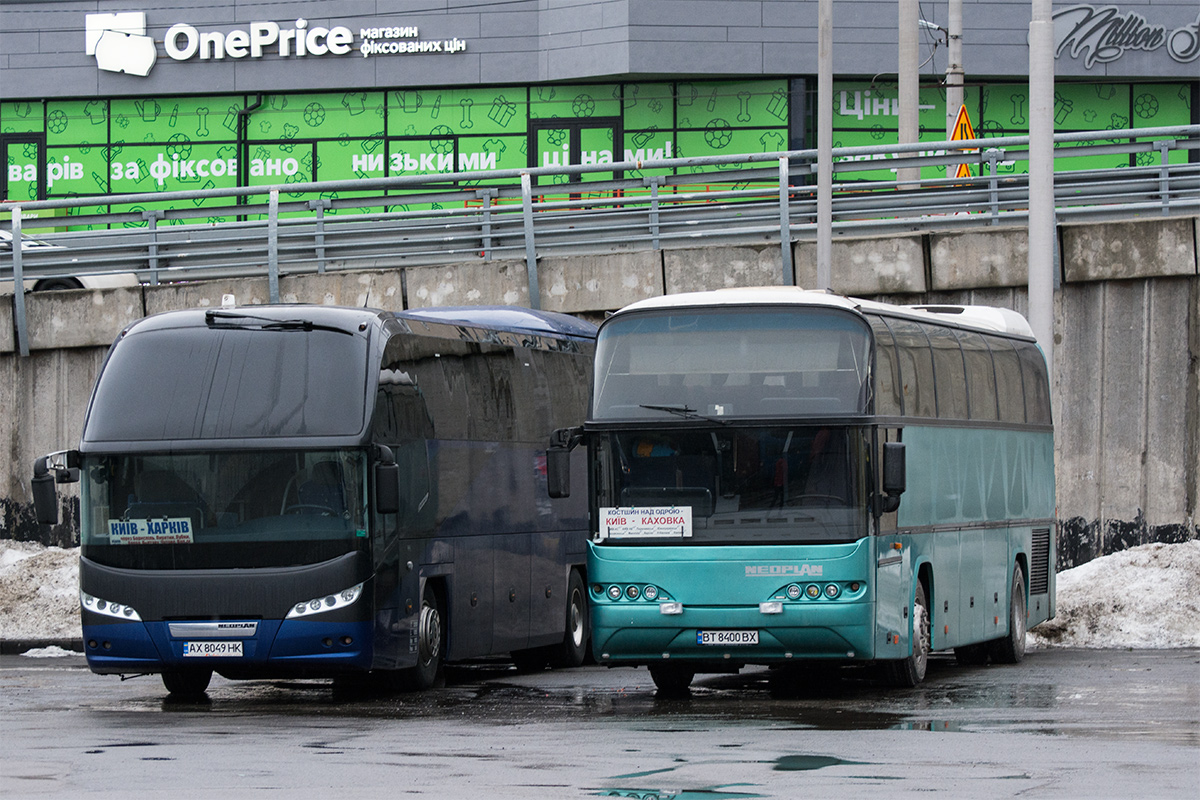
[530,118,623,198]
[2,133,46,207]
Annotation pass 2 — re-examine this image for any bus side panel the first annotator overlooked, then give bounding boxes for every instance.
[931,530,962,649]
[527,531,575,649]
[873,533,911,660]
[448,532,495,660]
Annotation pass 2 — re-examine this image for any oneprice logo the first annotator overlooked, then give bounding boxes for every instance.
[86,12,157,76]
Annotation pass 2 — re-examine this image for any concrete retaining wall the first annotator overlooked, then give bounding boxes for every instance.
[4,215,1197,567]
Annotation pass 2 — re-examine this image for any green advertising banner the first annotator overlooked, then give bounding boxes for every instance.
[111,96,241,144]
[2,100,44,134]
[388,87,528,137]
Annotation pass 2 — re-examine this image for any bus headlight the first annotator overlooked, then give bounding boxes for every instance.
[786,584,803,600]
[805,584,822,599]
[286,583,364,619]
[607,585,623,600]
[824,583,841,599]
[81,591,142,621]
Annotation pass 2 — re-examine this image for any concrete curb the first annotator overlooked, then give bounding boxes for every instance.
[0,638,85,655]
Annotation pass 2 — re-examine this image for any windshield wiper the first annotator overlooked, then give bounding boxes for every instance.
[204,310,355,336]
[638,404,730,425]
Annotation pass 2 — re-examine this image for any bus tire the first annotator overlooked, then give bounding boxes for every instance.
[162,669,212,697]
[884,581,930,687]
[649,665,694,697]
[989,565,1027,665]
[408,583,445,690]
[555,569,589,668]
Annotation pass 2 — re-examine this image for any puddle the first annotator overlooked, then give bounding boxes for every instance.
[594,788,763,799]
[773,754,867,771]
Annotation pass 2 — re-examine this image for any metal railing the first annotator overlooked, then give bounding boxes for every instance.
[3,125,1198,355]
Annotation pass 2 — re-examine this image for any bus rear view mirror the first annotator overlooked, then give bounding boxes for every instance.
[31,456,60,525]
[374,445,400,515]
[546,426,583,499]
[880,442,906,514]
[547,446,571,499]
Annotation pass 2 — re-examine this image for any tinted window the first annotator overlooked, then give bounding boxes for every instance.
[80,449,368,570]
[991,339,1027,423]
[887,319,936,418]
[1017,342,1052,424]
[926,324,968,419]
[86,326,368,442]
[959,330,999,421]
[594,308,872,420]
[869,318,903,416]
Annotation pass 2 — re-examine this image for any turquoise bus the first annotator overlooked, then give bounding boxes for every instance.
[547,287,1055,693]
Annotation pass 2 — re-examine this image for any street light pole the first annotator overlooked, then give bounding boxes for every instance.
[898,0,919,187]
[945,0,964,138]
[1029,0,1055,377]
[817,0,832,290]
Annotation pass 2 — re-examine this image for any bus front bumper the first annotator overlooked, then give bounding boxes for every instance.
[82,616,374,676]
[590,602,875,666]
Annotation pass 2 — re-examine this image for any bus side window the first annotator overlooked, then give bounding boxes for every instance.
[1016,342,1052,424]
[870,318,903,416]
[925,324,968,420]
[888,319,936,418]
[958,330,999,422]
[991,339,1027,424]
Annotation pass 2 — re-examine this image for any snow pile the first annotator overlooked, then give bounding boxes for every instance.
[0,540,79,640]
[1029,540,1200,649]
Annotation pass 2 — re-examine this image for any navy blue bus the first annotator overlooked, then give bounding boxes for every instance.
[33,304,595,696]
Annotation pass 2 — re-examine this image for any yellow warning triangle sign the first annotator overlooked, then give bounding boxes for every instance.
[951,105,975,142]
[951,105,975,178]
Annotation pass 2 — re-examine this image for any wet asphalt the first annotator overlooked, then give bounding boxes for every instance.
[2,648,1197,798]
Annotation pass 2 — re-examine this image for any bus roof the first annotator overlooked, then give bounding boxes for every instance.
[397,306,597,341]
[612,287,1035,340]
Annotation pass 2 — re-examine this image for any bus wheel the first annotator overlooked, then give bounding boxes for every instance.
[555,570,589,668]
[410,584,445,690]
[649,665,694,697]
[884,581,930,687]
[989,565,1027,664]
[162,669,212,697]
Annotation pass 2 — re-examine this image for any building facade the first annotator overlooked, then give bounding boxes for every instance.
[2,1,1197,219]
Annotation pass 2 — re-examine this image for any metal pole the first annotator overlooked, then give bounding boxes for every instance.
[143,210,162,285]
[898,0,920,187]
[945,0,964,139]
[268,189,280,304]
[1028,0,1055,377]
[11,206,29,357]
[817,0,833,290]
[778,157,794,285]
[520,172,540,310]
[307,198,330,274]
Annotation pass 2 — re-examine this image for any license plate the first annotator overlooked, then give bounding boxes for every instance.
[182,641,244,657]
[697,629,759,646]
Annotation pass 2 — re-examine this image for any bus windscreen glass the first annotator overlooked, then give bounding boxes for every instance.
[81,450,368,569]
[595,427,867,544]
[84,326,369,441]
[592,308,871,420]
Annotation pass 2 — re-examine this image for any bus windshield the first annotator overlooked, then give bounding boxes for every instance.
[81,449,368,570]
[593,307,871,420]
[594,426,867,544]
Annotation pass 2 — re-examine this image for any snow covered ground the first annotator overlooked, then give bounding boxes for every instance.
[2,539,1198,652]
